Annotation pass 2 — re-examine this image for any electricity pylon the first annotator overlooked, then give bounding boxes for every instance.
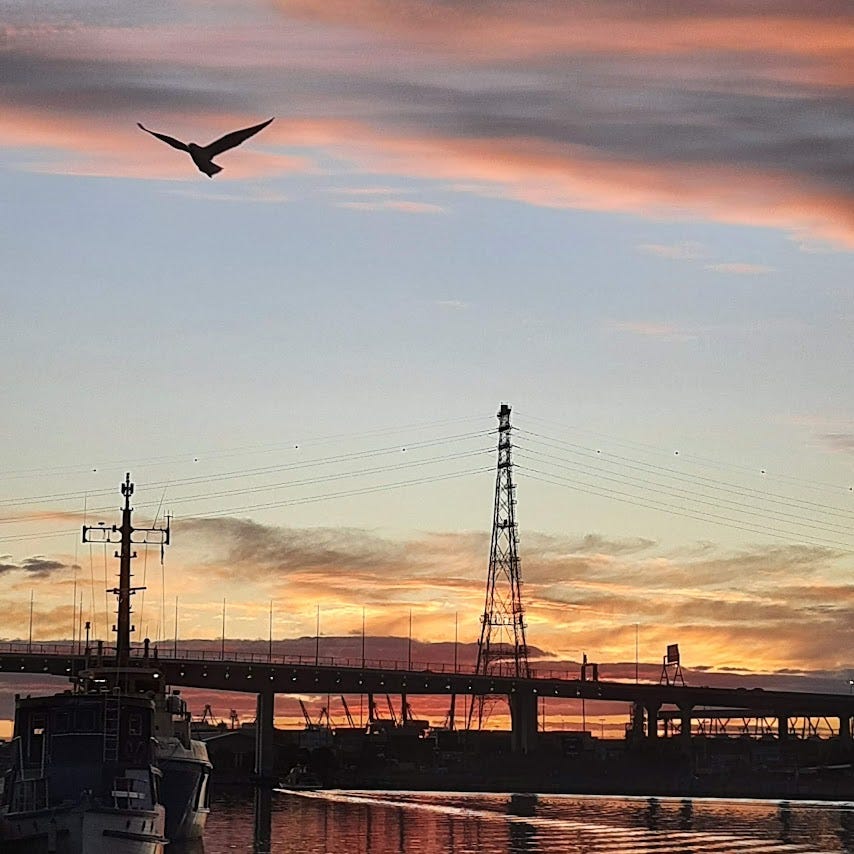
[467,403,530,730]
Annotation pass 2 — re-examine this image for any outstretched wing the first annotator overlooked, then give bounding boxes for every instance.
[203,118,274,158]
[137,123,190,153]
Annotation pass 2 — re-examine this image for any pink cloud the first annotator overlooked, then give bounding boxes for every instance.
[0,106,312,181]
[335,200,444,214]
[278,1,852,75]
[2,5,852,245]
[705,262,775,275]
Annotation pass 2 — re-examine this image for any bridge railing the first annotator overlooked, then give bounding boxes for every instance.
[0,641,573,680]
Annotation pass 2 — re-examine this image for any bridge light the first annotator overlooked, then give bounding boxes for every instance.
[532,688,537,694]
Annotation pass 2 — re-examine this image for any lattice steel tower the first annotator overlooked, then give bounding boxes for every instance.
[467,403,530,729]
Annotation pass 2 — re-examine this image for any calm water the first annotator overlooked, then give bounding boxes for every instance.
[174,789,854,854]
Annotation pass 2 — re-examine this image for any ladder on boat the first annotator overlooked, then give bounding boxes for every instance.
[103,694,121,762]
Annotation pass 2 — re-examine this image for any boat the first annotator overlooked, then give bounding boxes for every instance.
[153,688,212,840]
[0,475,212,850]
[279,763,323,791]
[0,686,167,853]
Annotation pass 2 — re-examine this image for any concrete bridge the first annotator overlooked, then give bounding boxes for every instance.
[3,642,852,779]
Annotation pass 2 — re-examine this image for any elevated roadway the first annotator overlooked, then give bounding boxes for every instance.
[3,643,852,773]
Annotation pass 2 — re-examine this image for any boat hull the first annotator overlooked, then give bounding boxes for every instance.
[159,754,211,841]
[1,803,167,854]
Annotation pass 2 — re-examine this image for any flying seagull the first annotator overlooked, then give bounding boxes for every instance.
[137,117,275,177]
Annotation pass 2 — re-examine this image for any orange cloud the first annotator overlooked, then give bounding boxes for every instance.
[0,105,311,182]
[278,1,852,74]
[6,510,848,679]
[2,2,852,245]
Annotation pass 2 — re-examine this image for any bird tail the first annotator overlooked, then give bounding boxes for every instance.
[203,162,223,178]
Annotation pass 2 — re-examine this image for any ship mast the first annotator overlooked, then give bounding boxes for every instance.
[83,474,170,668]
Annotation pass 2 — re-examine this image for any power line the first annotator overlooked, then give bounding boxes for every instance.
[0,458,494,545]
[513,441,853,538]
[0,413,487,480]
[181,466,493,520]
[516,428,853,521]
[515,411,854,496]
[517,465,852,553]
[0,428,493,513]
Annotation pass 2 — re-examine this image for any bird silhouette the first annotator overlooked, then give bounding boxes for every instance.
[137,118,275,177]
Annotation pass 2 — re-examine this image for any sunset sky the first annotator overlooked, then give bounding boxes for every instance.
[1,1,852,733]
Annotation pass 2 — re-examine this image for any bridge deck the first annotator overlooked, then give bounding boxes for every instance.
[2,644,852,718]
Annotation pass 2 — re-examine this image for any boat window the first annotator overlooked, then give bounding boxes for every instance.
[193,769,209,810]
[75,708,96,732]
[28,715,46,761]
[128,713,143,736]
[54,711,71,733]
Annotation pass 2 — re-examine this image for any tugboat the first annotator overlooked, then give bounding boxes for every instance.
[0,475,211,850]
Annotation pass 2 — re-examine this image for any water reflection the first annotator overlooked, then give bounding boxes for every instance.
[505,794,538,853]
[678,799,693,831]
[645,797,661,830]
[186,789,854,854]
[839,807,853,853]
[778,800,792,845]
[254,787,272,854]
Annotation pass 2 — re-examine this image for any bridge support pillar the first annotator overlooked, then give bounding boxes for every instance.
[646,703,661,740]
[254,690,276,781]
[777,715,789,742]
[509,692,538,754]
[631,703,645,743]
[679,706,693,750]
[839,715,851,745]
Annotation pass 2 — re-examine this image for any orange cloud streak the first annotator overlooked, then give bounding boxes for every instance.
[2,106,850,245]
[0,105,311,181]
[279,1,853,78]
